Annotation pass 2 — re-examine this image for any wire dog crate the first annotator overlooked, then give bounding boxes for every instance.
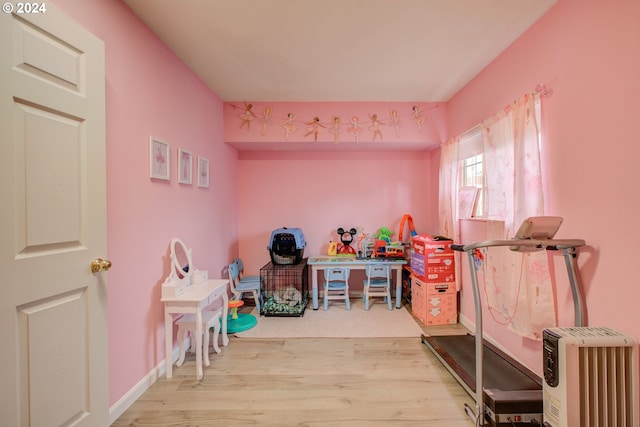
[260,259,309,317]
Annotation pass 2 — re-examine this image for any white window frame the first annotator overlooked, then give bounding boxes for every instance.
[458,126,486,218]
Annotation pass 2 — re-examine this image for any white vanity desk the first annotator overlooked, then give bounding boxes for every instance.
[161,238,230,380]
[162,279,229,380]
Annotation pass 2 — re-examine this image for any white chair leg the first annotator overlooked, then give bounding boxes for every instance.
[176,328,187,367]
[176,311,222,370]
[211,320,221,354]
[203,324,211,367]
[252,290,261,314]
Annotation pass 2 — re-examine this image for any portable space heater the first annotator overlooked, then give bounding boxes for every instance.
[543,327,639,427]
[268,227,306,265]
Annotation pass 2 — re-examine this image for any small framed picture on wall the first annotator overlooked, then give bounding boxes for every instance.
[198,156,209,188]
[178,148,192,185]
[149,137,170,181]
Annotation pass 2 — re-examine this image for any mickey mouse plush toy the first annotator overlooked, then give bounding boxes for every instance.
[337,227,357,255]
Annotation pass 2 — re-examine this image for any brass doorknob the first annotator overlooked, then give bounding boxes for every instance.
[91,258,112,273]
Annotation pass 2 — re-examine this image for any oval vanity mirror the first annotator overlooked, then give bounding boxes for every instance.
[170,238,193,282]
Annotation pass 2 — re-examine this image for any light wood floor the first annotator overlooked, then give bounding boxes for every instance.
[112,305,476,426]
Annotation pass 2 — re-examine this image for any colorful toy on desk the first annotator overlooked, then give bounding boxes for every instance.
[385,242,405,257]
[328,241,338,256]
[357,232,367,257]
[371,227,406,258]
[376,227,394,244]
[373,241,405,258]
[355,227,404,259]
[336,227,357,255]
[398,214,418,242]
[372,239,386,258]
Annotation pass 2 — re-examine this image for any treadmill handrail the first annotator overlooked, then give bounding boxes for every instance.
[453,238,585,252]
[452,236,586,425]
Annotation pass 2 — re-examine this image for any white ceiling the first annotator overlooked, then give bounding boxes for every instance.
[122,0,557,103]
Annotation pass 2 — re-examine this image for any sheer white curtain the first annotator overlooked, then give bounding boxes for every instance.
[439,92,554,339]
[481,93,554,339]
[438,136,460,240]
[438,136,461,290]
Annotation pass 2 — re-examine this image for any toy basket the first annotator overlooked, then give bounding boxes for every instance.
[268,227,306,265]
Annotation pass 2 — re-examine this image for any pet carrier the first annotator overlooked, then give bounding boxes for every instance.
[268,227,306,265]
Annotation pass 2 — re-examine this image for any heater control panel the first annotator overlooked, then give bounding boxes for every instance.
[542,329,560,387]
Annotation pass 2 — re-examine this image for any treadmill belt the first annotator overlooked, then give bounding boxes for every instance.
[423,334,544,425]
[423,334,541,392]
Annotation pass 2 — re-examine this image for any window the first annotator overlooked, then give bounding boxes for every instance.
[458,127,485,218]
[461,154,485,217]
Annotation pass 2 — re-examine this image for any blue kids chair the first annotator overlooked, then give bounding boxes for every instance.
[362,264,392,311]
[322,267,351,311]
[227,261,262,321]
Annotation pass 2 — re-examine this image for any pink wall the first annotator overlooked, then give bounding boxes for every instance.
[49,0,239,406]
[236,150,435,289]
[446,0,640,374]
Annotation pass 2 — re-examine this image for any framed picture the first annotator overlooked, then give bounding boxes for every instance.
[197,156,209,188]
[149,137,170,180]
[178,148,193,184]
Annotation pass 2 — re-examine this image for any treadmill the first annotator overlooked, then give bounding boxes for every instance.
[421,217,586,426]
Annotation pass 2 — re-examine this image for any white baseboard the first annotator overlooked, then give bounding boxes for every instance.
[458,312,475,333]
[109,345,182,424]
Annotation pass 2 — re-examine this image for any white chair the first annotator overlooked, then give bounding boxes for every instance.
[363,264,392,311]
[228,261,262,314]
[175,309,222,368]
[323,267,350,311]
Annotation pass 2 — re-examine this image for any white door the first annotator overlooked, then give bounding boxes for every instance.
[0,5,109,427]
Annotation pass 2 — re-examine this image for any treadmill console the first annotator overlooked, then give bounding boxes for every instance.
[543,329,561,387]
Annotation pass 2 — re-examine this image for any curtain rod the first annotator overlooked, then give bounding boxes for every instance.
[503,83,553,113]
[451,83,553,144]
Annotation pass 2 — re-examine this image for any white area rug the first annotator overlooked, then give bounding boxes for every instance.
[234,297,424,339]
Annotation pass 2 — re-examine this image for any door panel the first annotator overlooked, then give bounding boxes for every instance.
[18,289,88,427]
[13,17,83,90]
[1,6,108,427]
[17,100,84,251]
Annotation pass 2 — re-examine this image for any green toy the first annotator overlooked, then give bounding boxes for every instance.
[376,227,395,244]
